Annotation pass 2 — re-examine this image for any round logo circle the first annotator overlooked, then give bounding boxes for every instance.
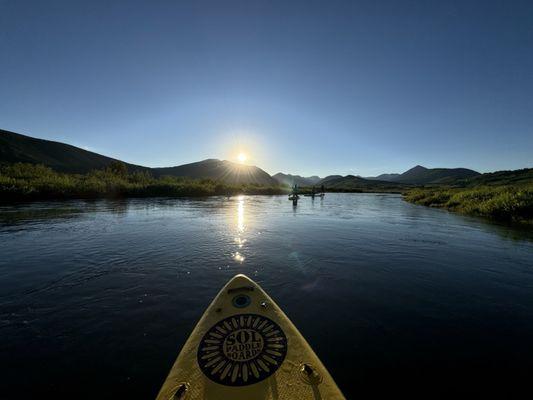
[197,314,288,386]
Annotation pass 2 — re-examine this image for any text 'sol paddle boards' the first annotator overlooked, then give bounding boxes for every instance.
[156,274,345,400]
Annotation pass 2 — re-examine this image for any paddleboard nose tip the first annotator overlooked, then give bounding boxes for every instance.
[229,273,253,282]
[226,273,257,287]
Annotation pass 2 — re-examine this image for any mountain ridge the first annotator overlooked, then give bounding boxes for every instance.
[154,159,277,185]
[0,129,276,185]
[393,165,480,184]
[317,174,412,192]
[0,129,502,188]
[0,129,149,174]
[366,173,401,181]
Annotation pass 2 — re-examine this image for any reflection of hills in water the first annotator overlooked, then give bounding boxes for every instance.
[0,199,130,227]
[457,214,533,243]
[0,204,85,227]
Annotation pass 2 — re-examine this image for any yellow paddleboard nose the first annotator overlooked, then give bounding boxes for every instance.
[157,274,345,400]
[226,273,255,285]
[230,273,250,279]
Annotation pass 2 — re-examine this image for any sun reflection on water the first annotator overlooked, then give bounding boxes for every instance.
[233,251,245,262]
[233,195,246,263]
[237,195,245,233]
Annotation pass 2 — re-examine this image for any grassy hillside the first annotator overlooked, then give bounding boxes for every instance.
[319,175,412,193]
[456,168,533,187]
[0,163,286,201]
[405,185,533,223]
[404,169,533,223]
[0,129,148,174]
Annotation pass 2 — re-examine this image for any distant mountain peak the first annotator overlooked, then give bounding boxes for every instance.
[272,172,321,186]
[395,164,479,184]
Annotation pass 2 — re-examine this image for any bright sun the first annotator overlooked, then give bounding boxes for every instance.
[237,152,247,163]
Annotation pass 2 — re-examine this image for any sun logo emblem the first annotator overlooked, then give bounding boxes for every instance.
[197,314,288,386]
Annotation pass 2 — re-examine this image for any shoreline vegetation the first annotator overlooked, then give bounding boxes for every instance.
[1,163,532,225]
[0,163,288,201]
[404,184,533,224]
[0,163,402,202]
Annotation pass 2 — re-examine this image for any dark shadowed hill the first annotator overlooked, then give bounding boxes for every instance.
[273,173,321,186]
[393,165,480,184]
[154,159,277,185]
[318,175,343,184]
[319,175,412,192]
[0,129,148,174]
[365,173,401,181]
[0,129,278,185]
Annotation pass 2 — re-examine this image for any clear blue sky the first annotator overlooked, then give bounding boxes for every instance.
[1,0,532,177]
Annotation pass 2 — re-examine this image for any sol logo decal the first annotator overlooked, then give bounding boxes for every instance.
[197,314,288,386]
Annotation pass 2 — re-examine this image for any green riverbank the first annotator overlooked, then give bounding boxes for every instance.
[404,184,533,224]
[0,163,287,201]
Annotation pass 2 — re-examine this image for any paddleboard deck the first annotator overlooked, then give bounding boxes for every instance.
[156,274,345,400]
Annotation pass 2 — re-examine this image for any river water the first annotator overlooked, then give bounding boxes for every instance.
[1,194,532,399]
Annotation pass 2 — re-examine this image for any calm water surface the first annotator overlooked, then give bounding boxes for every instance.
[1,194,533,399]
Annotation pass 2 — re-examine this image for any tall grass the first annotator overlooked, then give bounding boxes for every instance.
[0,163,287,201]
[404,185,533,223]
